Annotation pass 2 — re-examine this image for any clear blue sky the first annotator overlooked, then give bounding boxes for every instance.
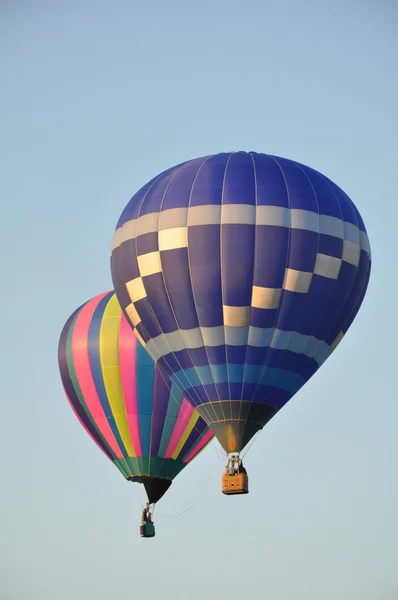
[1,1,397,598]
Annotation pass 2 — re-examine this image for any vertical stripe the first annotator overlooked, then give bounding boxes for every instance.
[118,314,142,456]
[71,293,124,458]
[171,411,200,460]
[183,429,214,463]
[164,398,195,458]
[135,339,155,457]
[157,382,184,457]
[99,295,135,457]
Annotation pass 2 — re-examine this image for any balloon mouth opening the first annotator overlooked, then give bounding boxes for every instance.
[127,476,172,504]
[194,401,277,453]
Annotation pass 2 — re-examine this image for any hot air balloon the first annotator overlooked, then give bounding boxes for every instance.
[110,151,371,495]
[58,290,214,536]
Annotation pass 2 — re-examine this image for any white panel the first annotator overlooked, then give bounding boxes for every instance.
[123,219,138,241]
[221,204,256,225]
[125,302,141,327]
[360,231,371,257]
[256,205,290,227]
[164,330,187,353]
[136,212,159,236]
[319,214,344,239]
[271,329,291,350]
[158,227,188,251]
[342,240,360,267]
[344,221,360,244]
[225,326,249,346]
[146,335,168,359]
[247,326,273,347]
[223,305,251,327]
[126,277,147,303]
[287,331,309,354]
[188,204,221,226]
[201,326,225,346]
[303,336,324,360]
[283,269,312,293]
[180,327,204,349]
[111,228,124,251]
[137,251,162,277]
[158,207,188,230]
[314,253,341,279]
[252,286,281,310]
[290,209,319,233]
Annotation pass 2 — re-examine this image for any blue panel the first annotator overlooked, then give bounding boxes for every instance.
[135,341,155,456]
[317,234,343,259]
[286,229,318,272]
[222,224,255,306]
[252,153,289,207]
[141,272,178,334]
[188,225,223,327]
[210,363,228,383]
[161,248,199,330]
[170,348,195,370]
[161,157,210,210]
[329,181,359,227]
[275,290,308,331]
[245,345,267,367]
[294,274,336,336]
[327,252,369,343]
[226,345,247,364]
[134,297,163,338]
[253,225,289,288]
[265,348,318,379]
[250,307,278,329]
[253,385,291,409]
[120,239,140,281]
[136,232,159,256]
[190,153,229,207]
[313,261,357,342]
[206,345,227,366]
[278,157,318,212]
[302,166,342,218]
[138,163,188,216]
[223,152,255,204]
[158,383,183,457]
[186,346,211,368]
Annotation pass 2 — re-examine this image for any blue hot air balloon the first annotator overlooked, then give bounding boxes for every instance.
[110,152,371,491]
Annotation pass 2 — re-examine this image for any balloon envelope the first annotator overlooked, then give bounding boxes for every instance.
[58,291,213,503]
[111,152,371,453]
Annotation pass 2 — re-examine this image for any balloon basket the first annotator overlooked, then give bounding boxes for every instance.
[140,521,156,538]
[222,472,249,495]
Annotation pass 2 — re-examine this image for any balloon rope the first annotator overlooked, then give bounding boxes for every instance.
[241,430,261,459]
[152,444,224,519]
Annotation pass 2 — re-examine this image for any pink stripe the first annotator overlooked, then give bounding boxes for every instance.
[72,292,124,459]
[164,398,195,458]
[184,429,214,463]
[63,385,113,463]
[118,315,142,456]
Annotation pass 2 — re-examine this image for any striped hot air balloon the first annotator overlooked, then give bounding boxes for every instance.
[58,290,213,506]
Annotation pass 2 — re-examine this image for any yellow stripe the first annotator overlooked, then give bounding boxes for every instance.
[100,295,136,457]
[171,412,200,460]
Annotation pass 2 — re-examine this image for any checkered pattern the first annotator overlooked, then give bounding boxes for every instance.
[111,152,371,422]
